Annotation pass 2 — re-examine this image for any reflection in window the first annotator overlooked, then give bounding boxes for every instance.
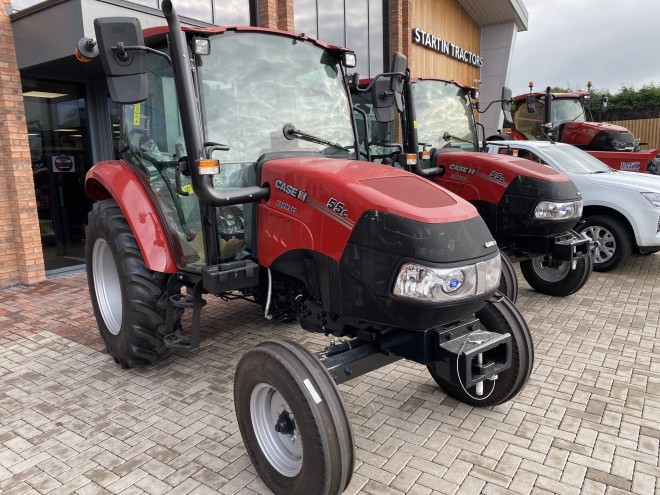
[175,0,212,23]
[214,0,250,25]
[318,0,344,46]
[122,0,158,8]
[293,0,317,38]
[294,0,385,77]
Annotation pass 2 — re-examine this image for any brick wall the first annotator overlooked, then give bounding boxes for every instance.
[259,0,294,31]
[0,0,45,287]
[391,0,413,64]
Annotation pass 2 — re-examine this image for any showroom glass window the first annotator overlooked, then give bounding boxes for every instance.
[294,0,385,77]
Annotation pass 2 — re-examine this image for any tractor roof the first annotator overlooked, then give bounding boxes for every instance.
[512,91,589,103]
[142,25,353,54]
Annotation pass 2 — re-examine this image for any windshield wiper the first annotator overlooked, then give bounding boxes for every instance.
[442,131,474,146]
[283,123,350,152]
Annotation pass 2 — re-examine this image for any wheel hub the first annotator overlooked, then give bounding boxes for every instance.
[250,383,303,477]
[274,410,296,435]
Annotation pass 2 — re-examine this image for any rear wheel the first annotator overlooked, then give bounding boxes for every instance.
[519,250,592,297]
[498,253,519,303]
[235,340,354,495]
[427,295,534,407]
[86,199,178,368]
[575,215,632,272]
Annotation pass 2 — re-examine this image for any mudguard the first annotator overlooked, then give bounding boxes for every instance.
[85,160,178,273]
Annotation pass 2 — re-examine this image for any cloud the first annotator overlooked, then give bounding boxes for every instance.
[509,0,660,94]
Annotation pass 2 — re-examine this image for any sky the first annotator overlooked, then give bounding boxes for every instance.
[508,0,660,95]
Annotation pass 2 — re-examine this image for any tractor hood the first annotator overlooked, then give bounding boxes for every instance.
[561,122,638,151]
[262,155,482,225]
[435,150,570,186]
[584,170,660,192]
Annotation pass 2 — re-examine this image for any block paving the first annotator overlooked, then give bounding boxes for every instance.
[0,253,659,494]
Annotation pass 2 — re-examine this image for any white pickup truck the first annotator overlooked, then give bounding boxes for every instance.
[485,140,660,271]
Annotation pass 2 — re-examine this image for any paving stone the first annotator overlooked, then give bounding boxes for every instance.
[1,258,660,493]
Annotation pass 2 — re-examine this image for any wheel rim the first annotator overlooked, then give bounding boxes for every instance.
[581,225,616,264]
[250,383,303,477]
[530,256,571,282]
[92,238,122,335]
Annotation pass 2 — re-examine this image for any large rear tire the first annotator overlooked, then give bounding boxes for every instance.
[519,251,592,297]
[427,296,534,407]
[85,199,178,368]
[498,253,519,303]
[235,340,354,495]
[575,215,632,272]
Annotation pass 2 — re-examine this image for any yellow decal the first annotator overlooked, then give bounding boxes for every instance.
[133,103,141,126]
[413,120,417,128]
[178,183,194,197]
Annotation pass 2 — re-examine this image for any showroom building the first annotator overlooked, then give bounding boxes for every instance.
[0,0,527,286]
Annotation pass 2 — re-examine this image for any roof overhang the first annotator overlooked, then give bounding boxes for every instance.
[458,0,529,31]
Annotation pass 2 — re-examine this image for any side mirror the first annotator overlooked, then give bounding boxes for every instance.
[501,87,513,122]
[601,95,608,111]
[390,52,407,113]
[94,17,148,103]
[526,94,536,114]
[371,77,395,123]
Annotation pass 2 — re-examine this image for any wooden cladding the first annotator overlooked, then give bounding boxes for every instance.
[607,118,660,151]
[410,0,481,87]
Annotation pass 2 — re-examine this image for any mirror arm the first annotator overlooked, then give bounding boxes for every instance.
[111,44,172,65]
[477,98,511,114]
[351,71,408,93]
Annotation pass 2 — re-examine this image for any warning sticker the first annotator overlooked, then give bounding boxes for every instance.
[133,103,141,126]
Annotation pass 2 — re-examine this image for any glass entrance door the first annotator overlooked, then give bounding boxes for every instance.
[23,79,93,272]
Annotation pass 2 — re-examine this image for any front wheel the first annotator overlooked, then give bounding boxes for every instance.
[575,215,633,272]
[427,295,534,407]
[498,252,519,303]
[234,340,354,495]
[85,199,179,368]
[519,251,592,297]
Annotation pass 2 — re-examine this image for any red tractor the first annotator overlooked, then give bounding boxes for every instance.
[352,69,592,301]
[491,84,660,174]
[77,2,533,494]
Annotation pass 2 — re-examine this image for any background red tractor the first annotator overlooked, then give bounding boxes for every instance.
[352,70,592,301]
[77,3,533,494]
[491,84,660,174]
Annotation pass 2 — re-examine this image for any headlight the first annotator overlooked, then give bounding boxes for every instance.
[533,199,582,220]
[392,253,501,302]
[641,192,660,207]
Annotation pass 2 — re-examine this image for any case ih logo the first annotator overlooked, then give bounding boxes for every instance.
[449,164,475,174]
[276,180,308,202]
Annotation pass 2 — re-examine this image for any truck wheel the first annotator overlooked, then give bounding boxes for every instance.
[235,340,354,495]
[499,253,519,303]
[86,199,178,368]
[576,215,632,272]
[519,252,592,297]
[427,296,534,407]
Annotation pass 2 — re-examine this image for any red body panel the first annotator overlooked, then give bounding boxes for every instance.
[257,156,481,267]
[498,130,527,141]
[560,121,630,148]
[586,149,659,173]
[85,161,178,273]
[432,151,569,205]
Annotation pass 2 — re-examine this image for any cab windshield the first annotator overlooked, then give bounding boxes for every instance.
[201,31,356,164]
[551,98,586,125]
[413,80,478,152]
